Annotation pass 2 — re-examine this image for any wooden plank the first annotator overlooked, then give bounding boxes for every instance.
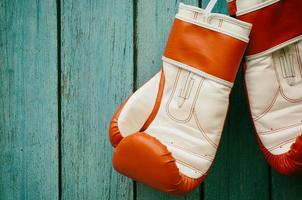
[271,171,302,200]
[60,0,134,199]
[203,68,270,200]
[135,0,201,199]
[0,0,58,199]
[202,1,270,199]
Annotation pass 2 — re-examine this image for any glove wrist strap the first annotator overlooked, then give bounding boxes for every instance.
[230,0,302,58]
[163,18,248,83]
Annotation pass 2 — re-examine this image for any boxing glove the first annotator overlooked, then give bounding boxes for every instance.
[228,0,302,175]
[109,3,251,195]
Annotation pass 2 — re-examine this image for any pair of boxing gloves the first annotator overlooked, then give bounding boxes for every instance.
[108,0,302,195]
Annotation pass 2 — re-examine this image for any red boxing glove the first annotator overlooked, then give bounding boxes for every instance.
[228,0,302,175]
[109,3,251,195]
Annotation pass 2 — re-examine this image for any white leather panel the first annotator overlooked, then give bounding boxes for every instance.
[194,79,230,147]
[118,72,160,137]
[246,41,302,155]
[161,141,212,177]
[146,62,230,178]
[257,119,302,154]
[245,54,279,118]
[236,0,279,16]
[166,69,202,122]
[273,42,302,100]
[237,0,265,10]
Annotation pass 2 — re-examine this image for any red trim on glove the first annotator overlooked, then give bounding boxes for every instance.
[238,0,302,56]
[227,0,237,16]
[109,99,129,147]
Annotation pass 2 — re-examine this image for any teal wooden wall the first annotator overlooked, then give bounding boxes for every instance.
[0,0,301,199]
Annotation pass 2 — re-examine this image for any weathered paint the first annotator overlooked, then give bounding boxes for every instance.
[0,0,301,200]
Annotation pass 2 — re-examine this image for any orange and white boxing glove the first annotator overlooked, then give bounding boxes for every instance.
[109,3,251,195]
[228,0,302,175]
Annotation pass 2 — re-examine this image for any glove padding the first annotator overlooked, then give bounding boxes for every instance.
[228,0,302,175]
[109,3,251,195]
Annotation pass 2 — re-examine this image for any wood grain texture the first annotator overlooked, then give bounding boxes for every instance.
[135,0,199,87]
[135,0,201,200]
[271,171,302,200]
[202,1,270,200]
[203,68,270,200]
[0,0,58,199]
[1,0,301,199]
[60,0,134,199]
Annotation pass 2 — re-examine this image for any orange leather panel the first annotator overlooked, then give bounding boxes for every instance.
[141,69,165,131]
[164,19,247,83]
[238,0,302,56]
[109,99,128,147]
[112,132,204,195]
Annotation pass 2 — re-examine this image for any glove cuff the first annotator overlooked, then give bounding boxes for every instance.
[163,3,252,85]
[234,0,302,59]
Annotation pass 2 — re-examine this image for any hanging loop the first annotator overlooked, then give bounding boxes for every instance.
[205,0,218,13]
